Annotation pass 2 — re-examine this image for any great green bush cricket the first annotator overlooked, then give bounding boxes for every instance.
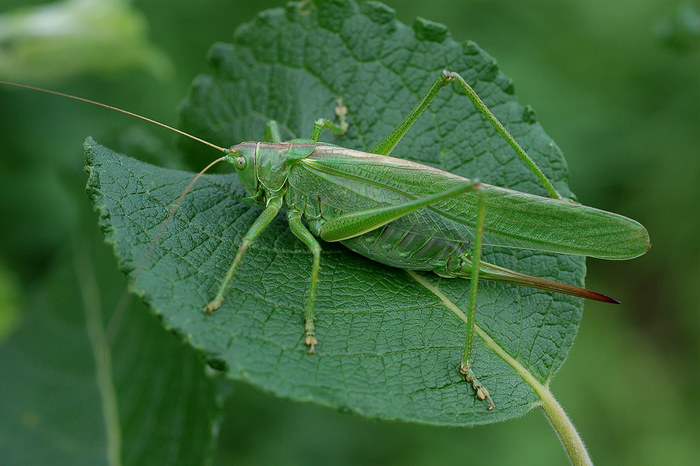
[1,71,650,410]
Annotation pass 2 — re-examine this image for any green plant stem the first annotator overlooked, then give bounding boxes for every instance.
[473,318,591,465]
[408,270,592,465]
[74,242,122,466]
[479,321,591,464]
[538,384,592,466]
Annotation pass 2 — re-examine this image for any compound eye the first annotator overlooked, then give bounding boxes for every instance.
[234,156,247,169]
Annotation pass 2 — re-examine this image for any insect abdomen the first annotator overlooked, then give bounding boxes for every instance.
[339,222,471,272]
[285,170,473,273]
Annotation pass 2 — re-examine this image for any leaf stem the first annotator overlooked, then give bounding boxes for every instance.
[474,319,591,465]
[407,270,592,465]
[538,384,592,466]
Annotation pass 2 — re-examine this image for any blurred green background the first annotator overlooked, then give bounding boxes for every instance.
[1,0,698,464]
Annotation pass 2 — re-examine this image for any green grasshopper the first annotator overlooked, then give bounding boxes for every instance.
[1,71,650,410]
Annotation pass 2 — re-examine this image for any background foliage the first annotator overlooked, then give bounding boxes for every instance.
[1,0,698,464]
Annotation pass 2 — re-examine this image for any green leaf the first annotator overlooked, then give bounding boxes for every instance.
[86,0,586,425]
[0,230,224,464]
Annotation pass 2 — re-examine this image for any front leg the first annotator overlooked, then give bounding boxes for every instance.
[204,197,283,313]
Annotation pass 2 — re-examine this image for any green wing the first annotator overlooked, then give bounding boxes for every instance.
[292,146,649,260]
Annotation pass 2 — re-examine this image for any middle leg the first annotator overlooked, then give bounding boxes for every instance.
[288,209,322,354]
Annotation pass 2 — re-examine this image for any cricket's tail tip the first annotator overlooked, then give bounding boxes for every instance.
[582,288,620,304]
[527,277,621,304]
[478,262,621,304]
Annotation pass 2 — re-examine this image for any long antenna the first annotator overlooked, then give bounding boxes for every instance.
[0,81,229,154]
[147,155,229,257]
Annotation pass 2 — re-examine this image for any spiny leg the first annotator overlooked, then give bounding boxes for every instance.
[370,70,561,200]
[310,98,349,142]
[369,72,448,156]
[458,183,495,410]
[319,180,480,242]
[288,210,322,353]
[204,197,283,313]
[317,175,493,407]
